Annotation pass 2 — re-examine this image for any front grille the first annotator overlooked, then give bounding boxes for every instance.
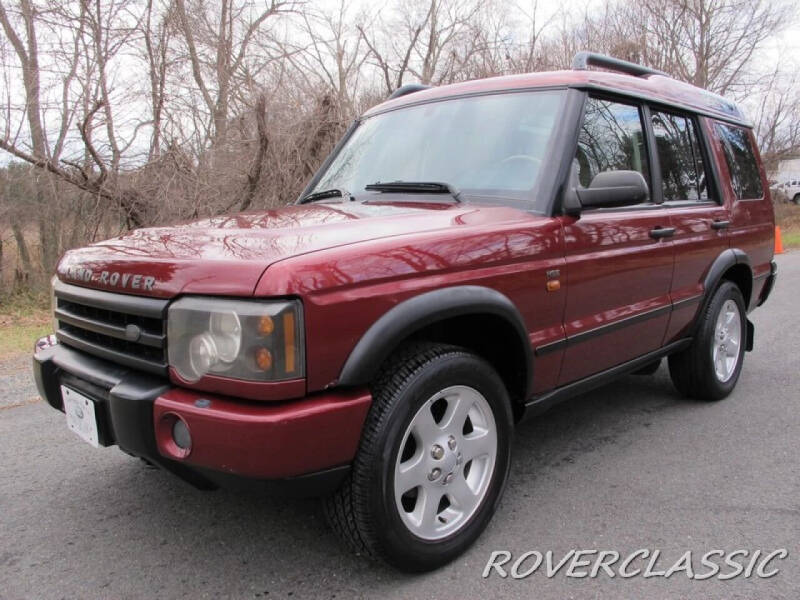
[54,280,169,375]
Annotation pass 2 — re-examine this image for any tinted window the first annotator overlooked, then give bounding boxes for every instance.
[576,98,650,193]
[651,110,709,202]
[715,123,763,199]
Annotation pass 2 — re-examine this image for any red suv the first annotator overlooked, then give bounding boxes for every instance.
[33,52,777,571]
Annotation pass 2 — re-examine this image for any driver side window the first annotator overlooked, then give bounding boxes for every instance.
[575,97,650,195]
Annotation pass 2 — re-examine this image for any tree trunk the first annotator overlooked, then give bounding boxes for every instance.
[11,222,33,273]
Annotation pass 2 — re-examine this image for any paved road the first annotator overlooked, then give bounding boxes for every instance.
[1,254,798,600]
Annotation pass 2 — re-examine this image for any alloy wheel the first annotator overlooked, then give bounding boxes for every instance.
[712,299,742,382]
[393,385,497,540]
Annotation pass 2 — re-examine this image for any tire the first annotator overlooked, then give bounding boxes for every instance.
[323,342,514,572]
[793,193,800,205]
[668,281,747,400]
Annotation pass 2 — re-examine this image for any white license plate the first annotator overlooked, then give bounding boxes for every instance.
[62,386,100,448]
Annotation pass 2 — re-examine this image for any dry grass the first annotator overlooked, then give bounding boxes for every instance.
[0,304,51,359]
[781,230,800,249]
[775,202,800,249]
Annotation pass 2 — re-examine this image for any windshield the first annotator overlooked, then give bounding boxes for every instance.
[311,90,565,210]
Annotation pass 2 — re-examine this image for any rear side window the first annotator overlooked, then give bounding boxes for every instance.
[650,110,709,202]
[715,123,763,199]
[576,98,650,193]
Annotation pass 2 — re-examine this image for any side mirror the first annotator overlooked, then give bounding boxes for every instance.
[564,170,649,215]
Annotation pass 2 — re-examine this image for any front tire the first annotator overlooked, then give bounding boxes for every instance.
[668,281,747,400]
[323,342,513,572]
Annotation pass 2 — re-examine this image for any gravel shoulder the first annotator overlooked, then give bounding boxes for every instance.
[0,353,38,409]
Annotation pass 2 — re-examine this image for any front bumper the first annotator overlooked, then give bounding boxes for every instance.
[33,339,371,494]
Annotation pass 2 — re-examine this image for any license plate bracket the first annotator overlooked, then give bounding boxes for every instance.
[62,386,100,448]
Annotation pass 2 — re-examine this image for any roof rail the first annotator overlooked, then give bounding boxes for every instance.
[572,51,666,78]
[388,83,430,100]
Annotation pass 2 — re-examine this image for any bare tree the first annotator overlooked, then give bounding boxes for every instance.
[141,0,173,161]
[411,0,482,85]
[639,0,794,95]
[356,0,485,93]
[173,0,296,145]
[292,0,367,112]
[0,0,47,157]
[751,63,800,171]
[0,0,150,227]
[237,92,269,211]
[555,0,796,96]
[357,4,431,95]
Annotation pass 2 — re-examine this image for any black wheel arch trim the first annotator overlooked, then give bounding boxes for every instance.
[337,286,533,399]
[695,248,753,332]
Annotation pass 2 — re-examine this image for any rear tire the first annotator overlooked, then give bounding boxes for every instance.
[668,281,746,400]
[323,342,513,572]
[793,193,800,205]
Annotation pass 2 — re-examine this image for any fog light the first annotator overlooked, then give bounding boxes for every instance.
[172,418,191,450]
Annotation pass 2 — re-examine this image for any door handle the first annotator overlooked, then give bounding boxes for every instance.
[711,220,730,230]
[649,226,676,239]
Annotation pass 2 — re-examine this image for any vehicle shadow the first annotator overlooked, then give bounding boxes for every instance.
[64,366,695,595]
[512,366,689,473]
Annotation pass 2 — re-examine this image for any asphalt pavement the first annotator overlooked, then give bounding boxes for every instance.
[1,253,798,600]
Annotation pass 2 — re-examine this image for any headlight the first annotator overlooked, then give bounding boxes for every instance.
[167,297,304,383]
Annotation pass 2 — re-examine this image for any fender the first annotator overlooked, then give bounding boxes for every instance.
[694,248,752,334]
[337,286,533,397]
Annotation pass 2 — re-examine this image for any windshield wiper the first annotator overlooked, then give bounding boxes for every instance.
[299,187,353,204]
[365,181,462,202]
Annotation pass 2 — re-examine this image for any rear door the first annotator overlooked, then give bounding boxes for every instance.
[646,108,731,342]
[712,122,775,309]
[557,96,674,385]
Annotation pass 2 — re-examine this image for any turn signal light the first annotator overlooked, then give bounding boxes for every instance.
[255,347,273,370]
[258,315,274,335]
[283,313,296,373]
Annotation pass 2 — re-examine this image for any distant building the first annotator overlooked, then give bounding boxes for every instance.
[771,155,800,184]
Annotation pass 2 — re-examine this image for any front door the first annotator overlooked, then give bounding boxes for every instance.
[557,96,674,385]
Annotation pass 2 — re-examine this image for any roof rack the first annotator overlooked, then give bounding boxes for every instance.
[387,83,430,100]
[572,51,666,78]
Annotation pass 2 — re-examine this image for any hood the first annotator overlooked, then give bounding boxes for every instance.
[57,201,532,298]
